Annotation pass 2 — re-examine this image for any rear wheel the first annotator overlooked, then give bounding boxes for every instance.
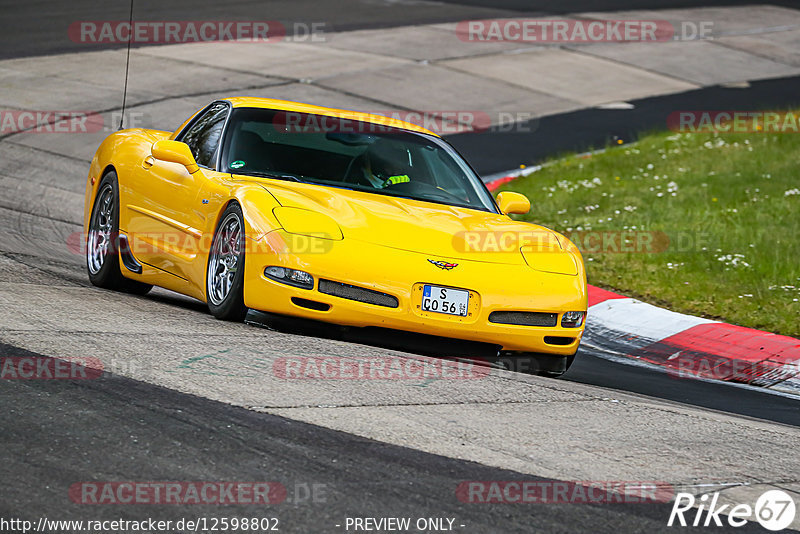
[86,171,152,295]
[206,203,248,321]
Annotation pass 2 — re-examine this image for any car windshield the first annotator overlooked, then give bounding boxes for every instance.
[220,107,498,212]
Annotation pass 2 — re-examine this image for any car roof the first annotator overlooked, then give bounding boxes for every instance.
[223,97,439,137]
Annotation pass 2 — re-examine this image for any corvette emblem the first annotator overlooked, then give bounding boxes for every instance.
[428,259,458,270]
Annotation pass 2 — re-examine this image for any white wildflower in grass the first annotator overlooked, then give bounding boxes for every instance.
[785,188,800,197]
[623,205,637,212]
[768,285,799,293]
[646,163,654,170]
[666,181,679,193]
[578,178,602,188]
[666,262,685,270]
[716,253,751,269]
[582,204,600,213]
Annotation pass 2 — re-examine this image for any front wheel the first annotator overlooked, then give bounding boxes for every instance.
[206,203,248,321]
[86,171,152,295]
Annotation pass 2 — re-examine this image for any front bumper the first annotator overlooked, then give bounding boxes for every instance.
[243,232,586,354]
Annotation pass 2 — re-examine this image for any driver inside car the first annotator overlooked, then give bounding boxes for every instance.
[360,139,413,189]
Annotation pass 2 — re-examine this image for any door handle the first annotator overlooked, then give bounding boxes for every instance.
[142,156,155,169]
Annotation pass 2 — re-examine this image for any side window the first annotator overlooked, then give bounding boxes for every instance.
[180,103,229,169]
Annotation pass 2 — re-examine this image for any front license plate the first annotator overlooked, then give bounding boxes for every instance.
[421,285,469,317]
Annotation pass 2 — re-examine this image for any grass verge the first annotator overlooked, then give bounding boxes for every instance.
[500,128,800,337]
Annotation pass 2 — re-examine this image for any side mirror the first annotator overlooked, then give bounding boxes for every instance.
[151,140,199,173]
[496,191,530,215]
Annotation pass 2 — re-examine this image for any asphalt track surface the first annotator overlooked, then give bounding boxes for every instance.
[1,0,798,59]
[2,342,779,534]
[2,3,800,533]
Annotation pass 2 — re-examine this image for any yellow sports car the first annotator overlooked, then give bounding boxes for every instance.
[84,98,586,375]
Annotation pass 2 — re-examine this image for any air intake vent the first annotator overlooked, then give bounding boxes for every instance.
[489,311,558,327]
[544,336,576,346]
[318,279,399,308]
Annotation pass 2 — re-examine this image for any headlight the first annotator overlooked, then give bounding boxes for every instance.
[272,207,343,240]
[561,311,585,328]
[264,266,314,289]
[520,246,578,275]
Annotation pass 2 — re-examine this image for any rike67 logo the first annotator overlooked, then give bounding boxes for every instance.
[668,489,796,531]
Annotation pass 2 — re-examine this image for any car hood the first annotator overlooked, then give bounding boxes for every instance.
[251,180,563,265]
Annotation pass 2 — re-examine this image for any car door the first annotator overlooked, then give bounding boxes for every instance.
[127,102,230,284]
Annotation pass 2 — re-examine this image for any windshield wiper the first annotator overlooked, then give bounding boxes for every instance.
[234,170,303,182]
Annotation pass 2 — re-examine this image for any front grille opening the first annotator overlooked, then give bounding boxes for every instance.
[291,297,331,312]
[318,279,399,308]
[544,336,575,346]
[489,311,558,327]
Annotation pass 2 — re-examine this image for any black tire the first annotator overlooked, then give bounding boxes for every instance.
[206,203,248,321]
[540,353,576,378]
[494,352,576,378]
[86,171,152,295]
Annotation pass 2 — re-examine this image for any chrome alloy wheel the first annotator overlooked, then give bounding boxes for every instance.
[207,213,242,305]
[87,184,114,275]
